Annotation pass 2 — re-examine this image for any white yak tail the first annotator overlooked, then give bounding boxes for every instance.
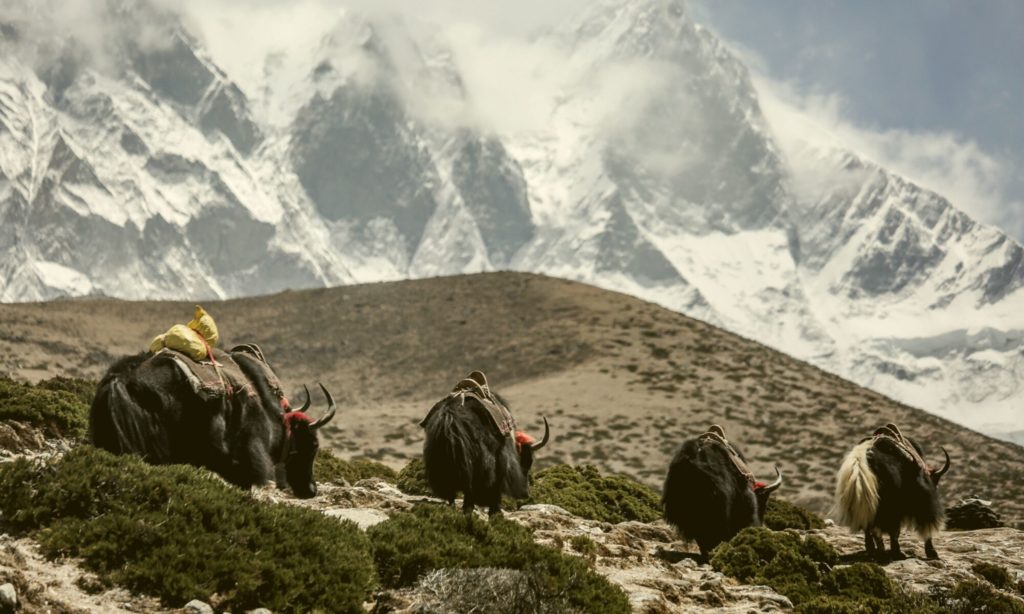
[833,440,879,531]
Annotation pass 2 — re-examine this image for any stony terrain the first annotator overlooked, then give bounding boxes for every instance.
[3,456,1023,614]
[2,273,1022,524]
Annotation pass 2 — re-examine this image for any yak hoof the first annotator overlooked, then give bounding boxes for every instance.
[888,550,907,562]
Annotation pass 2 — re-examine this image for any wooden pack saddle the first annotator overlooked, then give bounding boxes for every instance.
[866,423,930,472]
[419,370,516,437]
[158,343,285,403]
[698,424,757,487]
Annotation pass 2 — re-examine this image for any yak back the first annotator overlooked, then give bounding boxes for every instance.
[421,394,528,501]
[89,347,281,466]
[663,437,758,543]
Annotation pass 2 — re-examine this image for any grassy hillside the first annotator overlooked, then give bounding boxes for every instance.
[1,272,1022,524]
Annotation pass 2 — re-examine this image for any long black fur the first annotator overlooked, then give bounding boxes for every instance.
[663,437,777,559]
[89,350,322,498]
[864,437,947,560]
[421,394,534,515]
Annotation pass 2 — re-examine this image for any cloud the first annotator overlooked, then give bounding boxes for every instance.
[754,75,1023,239]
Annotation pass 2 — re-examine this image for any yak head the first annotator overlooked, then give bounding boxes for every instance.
[514,417,550,476]
[751,467,784,522]
[907,437,951,486]
[282,383,337,499]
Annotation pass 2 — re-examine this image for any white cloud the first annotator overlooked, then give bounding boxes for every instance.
[753,75,1022,238]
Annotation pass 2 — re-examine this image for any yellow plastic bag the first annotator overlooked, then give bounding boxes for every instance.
[187,305,219,348]
[148,305,219,361]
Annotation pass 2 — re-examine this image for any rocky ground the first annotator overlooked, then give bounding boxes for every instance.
[2,437,1023,614]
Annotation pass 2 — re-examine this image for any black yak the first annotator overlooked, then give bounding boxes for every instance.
[834,423,949,560]
[663,425,782,558]
[420,371,549,515]
[90,345,337,499]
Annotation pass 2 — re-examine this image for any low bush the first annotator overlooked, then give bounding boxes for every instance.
[396,457,433,496]
[524,464,662,524]
[939,579,1024,614]
[971,561,1012,589]
[0,376,92,439]
[35,376,97,407]
[764,499,826,530]
[0,446,376,613]
[711,528,938,612]
[315,449,397,484]
[368,505,629,613]
[713,528,1024,613]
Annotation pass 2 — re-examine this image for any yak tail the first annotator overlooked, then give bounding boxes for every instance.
[423,407,473,499]
[90,374,166,460]
[833,440,879,531]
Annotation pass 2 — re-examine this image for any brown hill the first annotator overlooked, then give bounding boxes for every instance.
[1,272,1022,525]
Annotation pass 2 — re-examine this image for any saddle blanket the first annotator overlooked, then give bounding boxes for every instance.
[151,345,282,403]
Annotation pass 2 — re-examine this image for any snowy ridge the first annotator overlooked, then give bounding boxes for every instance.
[0,0,1022,441]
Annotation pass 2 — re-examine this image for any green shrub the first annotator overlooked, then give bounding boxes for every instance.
[712,529,994,614]
[765,499,826,530]
[971,562,1012,589]
[0,446,376,613]
[711,528,836,606]
[35,376,97,407]
[368,505,629,613]
[524,464,661,524]
[821,564,893,600]
[396,458,433,496]
[569,534,598,557]
[941,580,1024,614]
[315,449,397,484]
[0,377,92,440]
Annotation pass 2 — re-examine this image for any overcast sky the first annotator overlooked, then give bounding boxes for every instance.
[690,0,1023,241]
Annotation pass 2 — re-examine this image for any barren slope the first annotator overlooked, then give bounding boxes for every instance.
[1,272,1022,524]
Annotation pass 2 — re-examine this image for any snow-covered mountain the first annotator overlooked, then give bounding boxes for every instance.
[1,0,1021,442]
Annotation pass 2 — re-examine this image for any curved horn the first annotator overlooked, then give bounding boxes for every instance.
[296,384,312,412]
[532,417,550,451]
[310,383,337,429]
[932,447,950,480]
[758,466,783,494]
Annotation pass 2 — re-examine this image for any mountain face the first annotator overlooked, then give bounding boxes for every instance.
[1,0,1021,441]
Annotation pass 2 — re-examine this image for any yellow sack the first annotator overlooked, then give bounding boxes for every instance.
[148,305,220,361]
[162,324,209,361]
[187,305,219,348]
[148,333,167,354]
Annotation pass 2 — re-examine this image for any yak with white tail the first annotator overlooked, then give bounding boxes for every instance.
[834,423,950,560]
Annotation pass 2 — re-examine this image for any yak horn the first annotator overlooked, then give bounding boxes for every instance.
[296,385,312,412]
[932,447,950,480]
[532,417,550,451]
[759,466,783,494]
[310,383,337,429]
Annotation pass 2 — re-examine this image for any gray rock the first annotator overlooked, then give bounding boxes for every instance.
[0,584,16,614]
[516,503,572,516]
[246,609,273,614]
[184,600,214,614]
[325,508,390,530]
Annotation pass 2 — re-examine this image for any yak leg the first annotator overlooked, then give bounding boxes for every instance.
[486,491,503,517]
[864,530,877,557]
[461,494,475,515]
[924,537,939,560]
[866,530,885,561]
[888,530,906,560]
